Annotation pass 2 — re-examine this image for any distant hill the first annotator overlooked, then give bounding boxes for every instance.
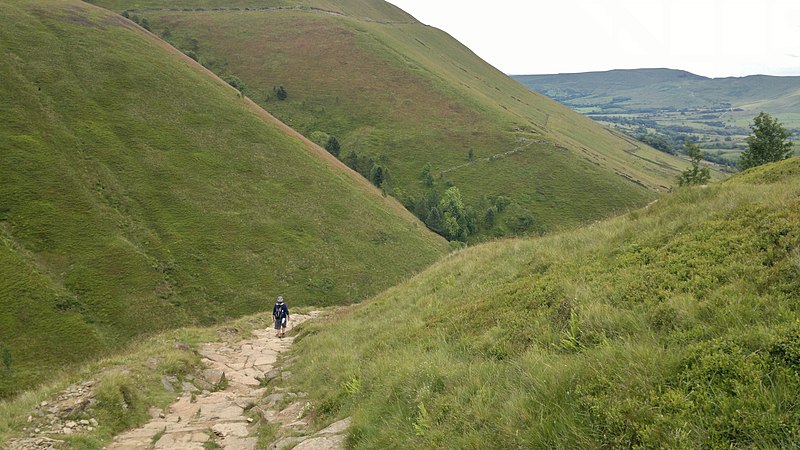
[288,156,800,448]
[515,68,800,114]
[514,69,800,164]
[89,0,696,241]
[0,0,446,397]
[518,68,707,92]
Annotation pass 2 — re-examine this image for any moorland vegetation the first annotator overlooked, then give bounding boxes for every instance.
[286,157,800,448]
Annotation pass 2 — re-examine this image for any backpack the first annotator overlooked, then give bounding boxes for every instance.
[274,302,287,321]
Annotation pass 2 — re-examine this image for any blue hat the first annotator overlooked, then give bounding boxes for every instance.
[277,295,284,301]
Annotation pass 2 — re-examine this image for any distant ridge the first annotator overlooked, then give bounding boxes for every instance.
[514,68,800,164]
[514,68,800,114]
[518,68,708,86]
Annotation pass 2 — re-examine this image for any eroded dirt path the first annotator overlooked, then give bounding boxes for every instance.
[106,312,347,450]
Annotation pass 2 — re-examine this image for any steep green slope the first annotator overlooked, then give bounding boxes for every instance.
[288,157,800,448]
[91,0,696,240]
[0,0,446,397]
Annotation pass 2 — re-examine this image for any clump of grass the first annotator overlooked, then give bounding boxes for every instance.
[94,371,149,434]
[157,349,200,378]
[213,373,229,392]
[256,422,279,449]
[151,426,167,445]
[203,436,222,449]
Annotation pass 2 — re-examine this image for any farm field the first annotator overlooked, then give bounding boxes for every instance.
[515,68,800,167]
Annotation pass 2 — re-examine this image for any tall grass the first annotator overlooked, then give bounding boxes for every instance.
[287,158,800,448]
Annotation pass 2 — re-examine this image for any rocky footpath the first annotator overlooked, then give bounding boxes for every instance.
[6,381,100,449]
[7,311,350,450]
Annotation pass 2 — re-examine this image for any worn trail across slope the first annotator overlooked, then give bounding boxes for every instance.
[106,312,348,450]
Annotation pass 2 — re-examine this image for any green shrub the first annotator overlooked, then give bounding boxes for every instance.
[1,347,10,372]
[324,136,341,157]
[222,75,245,93]
[183,50,199,62]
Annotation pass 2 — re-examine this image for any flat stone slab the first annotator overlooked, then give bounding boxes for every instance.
[317,418,352,436]
[273,402,307,426]
[222,436,258,450]
[212,422,250,438]
[293,434,347,450]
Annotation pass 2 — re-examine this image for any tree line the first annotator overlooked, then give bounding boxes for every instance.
[678,112,794,186]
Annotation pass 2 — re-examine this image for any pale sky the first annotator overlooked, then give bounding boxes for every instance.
[388,0,800,78]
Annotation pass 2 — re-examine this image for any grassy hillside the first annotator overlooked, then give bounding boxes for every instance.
[515,69,800,165]
[0,0,446,398]
[89,0,698,240]
[287,157,800,448]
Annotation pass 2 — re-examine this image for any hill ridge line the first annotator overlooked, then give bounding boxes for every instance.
[119,5,419,24]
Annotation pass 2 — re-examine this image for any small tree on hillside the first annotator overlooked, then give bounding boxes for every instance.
[343,150,358,170]
[420,163,434,187]
[183,50,199,62]
[223,75,245,93]
[677,141,711,187]
[325,136,341,157]
[370,164,389,188]
[439,187,467,241]
[275,85,288,101]
[739,112,794,170]
[2,346,11,372]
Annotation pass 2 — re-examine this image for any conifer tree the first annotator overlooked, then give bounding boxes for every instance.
[325,136,341,157]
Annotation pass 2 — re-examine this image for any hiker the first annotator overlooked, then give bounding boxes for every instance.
[273,295,290,338]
